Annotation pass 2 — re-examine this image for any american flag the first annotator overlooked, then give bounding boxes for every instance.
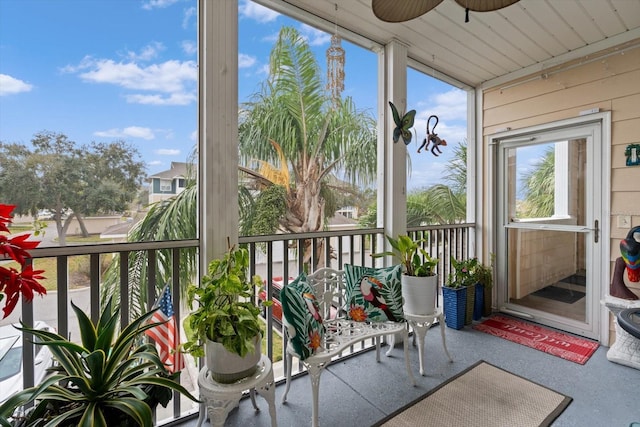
[145,284,185,373]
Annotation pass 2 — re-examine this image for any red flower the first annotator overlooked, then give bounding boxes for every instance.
[0,204,47,318]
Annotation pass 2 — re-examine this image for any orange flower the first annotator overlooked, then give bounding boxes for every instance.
[349,305,367,322]
[309,330,322,351]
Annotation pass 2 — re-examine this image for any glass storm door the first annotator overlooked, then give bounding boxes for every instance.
[496,122,603,339]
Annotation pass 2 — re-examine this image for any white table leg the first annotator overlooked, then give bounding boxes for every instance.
[438,312,453,362]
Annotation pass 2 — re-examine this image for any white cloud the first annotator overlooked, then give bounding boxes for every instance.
[299,24,331,46]
[262,32,279,44]
[125,92,196,106]
[239,0,279,23]
[76,58,196,92]
[142,0,181,10]
[190,129,197,141]
[259,63,270,75]
[125,42,165,62]
[239,53,257,69]
[182,6,196,29]
[64,56,197,106]
[0,74,33,96]
[429,88,467,121]
[182,40,196,56]
[410,88,467,146]
[147,160,163,166]
[94,126,155,140]
[156,148,180,155]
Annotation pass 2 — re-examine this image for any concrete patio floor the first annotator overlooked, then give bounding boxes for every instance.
[173,317,640,427]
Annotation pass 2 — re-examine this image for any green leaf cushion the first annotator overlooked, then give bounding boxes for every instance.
[344,264,404,323]
[280,273,325,360]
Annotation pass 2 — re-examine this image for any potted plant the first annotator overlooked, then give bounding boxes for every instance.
[445,256,493,326]
[0,298,198,427]
[372,234,439,316]
[451,257,481,324]
[474,256,494,317]
[182,239,269,383]
[0,203,47,319]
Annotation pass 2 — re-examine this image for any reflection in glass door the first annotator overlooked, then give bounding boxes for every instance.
[496,122,602,338]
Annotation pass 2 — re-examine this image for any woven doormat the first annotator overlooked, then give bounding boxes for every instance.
[373,361,572,427]
[473,315,599,364]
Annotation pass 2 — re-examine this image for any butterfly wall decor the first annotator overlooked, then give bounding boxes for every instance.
[389,101,416,145]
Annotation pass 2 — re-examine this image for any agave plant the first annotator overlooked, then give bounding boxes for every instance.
[0,299,198,427]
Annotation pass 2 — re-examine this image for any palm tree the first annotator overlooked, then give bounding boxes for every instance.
[238,26,377,263]
[443,141,467,195]
[518,147,555,218]
[406,184,465,226]
[359,140,468,228]
[101,26,377,310]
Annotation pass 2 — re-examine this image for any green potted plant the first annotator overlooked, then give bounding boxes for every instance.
[444,256,493,326]
[182,239,269,383]
[474,256,494,317]
[0,298,198,427]
[443,257,476,329]
[372,234,439,316]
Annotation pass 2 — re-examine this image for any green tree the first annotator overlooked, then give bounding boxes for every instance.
[0,131,145,245]
[518,147,555,218]
[238,26,377,263]
[443,140,467,195]
[100,27,378,310]
[359,140,468,228]
[100,182,198,312]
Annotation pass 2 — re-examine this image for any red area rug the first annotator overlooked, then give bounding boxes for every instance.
[473,315,599,364]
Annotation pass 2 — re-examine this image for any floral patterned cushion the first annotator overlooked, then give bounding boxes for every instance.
[344,264,404,323]
[280,273,324,360]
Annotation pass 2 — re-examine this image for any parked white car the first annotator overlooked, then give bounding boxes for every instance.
[0,321,56,402]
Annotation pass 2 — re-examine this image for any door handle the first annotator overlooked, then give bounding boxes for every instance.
[594,219,599,243]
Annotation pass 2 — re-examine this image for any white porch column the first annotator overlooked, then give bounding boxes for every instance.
[199,0,239,265]
[378,40,408,242]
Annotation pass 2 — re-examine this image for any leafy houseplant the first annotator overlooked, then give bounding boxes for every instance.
[0,204,47,318]
[0,298,198,427]
[445,257,494,323]
[372,234,439,315]
[474,256,494,317]
[446,257,480,288]
[371,234,438,277]
[182,240,269,382]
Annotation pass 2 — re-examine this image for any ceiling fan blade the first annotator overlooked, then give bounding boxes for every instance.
[372,0,444,23]
[453,0,520,12]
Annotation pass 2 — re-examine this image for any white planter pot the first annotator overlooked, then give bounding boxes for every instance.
[205,334,261,383]
[402,274,438,316]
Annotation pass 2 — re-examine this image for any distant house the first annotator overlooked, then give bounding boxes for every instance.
[148,162,190,203]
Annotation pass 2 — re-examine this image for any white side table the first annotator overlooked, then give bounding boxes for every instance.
[197,354,277,427]
[405,308,453,375]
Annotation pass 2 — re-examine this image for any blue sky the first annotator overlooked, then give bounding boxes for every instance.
[0,0,466,191]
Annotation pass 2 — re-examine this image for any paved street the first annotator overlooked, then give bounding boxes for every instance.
[0,286,91,342]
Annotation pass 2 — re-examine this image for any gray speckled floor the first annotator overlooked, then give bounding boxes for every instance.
[172,320,640,427]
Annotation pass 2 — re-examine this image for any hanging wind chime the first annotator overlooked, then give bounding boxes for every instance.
[326,4,345,105]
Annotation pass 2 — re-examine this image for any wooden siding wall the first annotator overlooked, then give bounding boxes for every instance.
[483,42,640,339]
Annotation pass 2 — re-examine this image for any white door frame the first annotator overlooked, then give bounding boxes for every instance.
[487,113,611,343]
